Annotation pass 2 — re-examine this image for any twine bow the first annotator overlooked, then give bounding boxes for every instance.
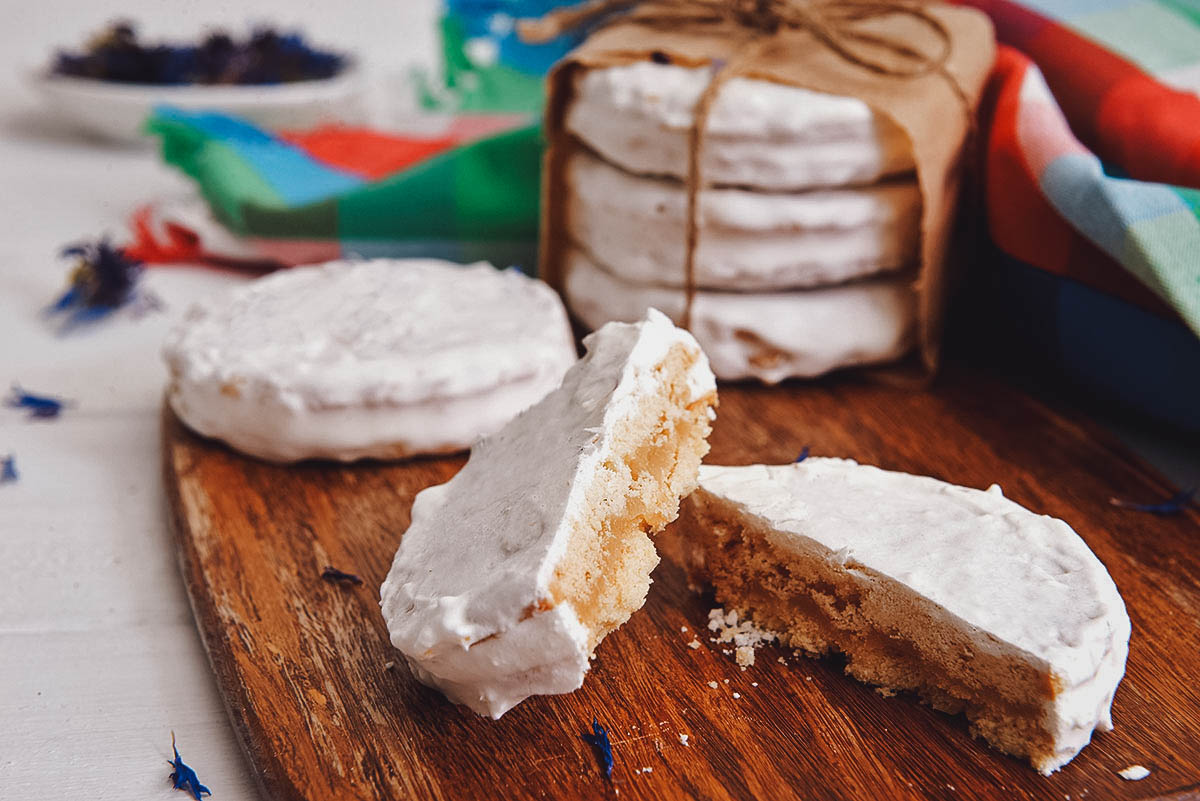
[522,0,970,330]
[520,0,955,80]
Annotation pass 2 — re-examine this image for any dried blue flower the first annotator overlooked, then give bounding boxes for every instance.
[581,719,614,780]
[794,446,810,463]
[49,239,151,331]
[1,454,17,484]
[321,566,364,586]
[53,22,344,85]
[5,385,69,419]
[168,732,211,799]
[1109,488,1196,516]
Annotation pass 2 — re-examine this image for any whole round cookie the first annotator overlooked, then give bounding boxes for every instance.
[568,148,920,290]
[566,61,914,191]
[163,259,577,463]
[563,249,916,383]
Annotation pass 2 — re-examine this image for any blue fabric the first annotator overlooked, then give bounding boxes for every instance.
[992,254,1200,433]
[152,107,363,206]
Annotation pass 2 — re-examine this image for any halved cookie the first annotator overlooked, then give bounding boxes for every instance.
[661,459,1130,773]
[380,310,717,717]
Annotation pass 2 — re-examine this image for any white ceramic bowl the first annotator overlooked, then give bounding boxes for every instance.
[29,62,365,144]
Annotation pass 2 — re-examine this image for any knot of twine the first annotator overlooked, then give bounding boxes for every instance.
[520,0,954,80]
[522,0,969,331]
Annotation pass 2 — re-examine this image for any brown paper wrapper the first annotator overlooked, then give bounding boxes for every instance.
[539,3,996,381]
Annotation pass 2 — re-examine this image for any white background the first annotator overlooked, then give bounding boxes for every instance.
[0,2,437,800]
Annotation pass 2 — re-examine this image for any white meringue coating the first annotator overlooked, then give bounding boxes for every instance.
[696,459,1130,772]
[162,258,576,462]
[380,310,715,717]
[567,147,921,290]
[564,248,916,383]
[567,61,914,190]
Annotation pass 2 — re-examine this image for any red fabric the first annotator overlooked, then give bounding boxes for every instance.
[984,48,1072,273]
[957,0,1200,189]
[125,207,283,274]
[279,126,460,181]
[983,47,1176,318]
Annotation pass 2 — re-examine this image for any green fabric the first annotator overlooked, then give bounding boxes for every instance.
[241,198,339,239]
[150,110,543,243]
[1073,0,1200,72]
[1156,0,1200,28]
[418,15,547,114]
[336,123,543,240]
[146,114,285,234]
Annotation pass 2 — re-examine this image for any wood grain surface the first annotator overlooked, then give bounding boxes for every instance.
[162,369,1200,801]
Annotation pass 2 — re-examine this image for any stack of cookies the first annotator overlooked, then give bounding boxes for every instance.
[559,59,923,383]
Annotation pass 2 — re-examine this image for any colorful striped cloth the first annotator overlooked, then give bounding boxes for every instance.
[140,1,1200,426]
[140,107,543,269]
[956,0,1200,430]
[964,0,1200,337]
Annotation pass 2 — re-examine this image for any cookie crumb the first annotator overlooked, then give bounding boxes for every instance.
[687,638,702,650]
[384,661,395,671]
[679,734,689,746]
[732,692,741,699]
[735,645,755,667]
[1118,765,1150,781]
[707,680,719,689]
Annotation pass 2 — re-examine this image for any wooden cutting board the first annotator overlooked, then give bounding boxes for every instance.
[162,368,1200,801]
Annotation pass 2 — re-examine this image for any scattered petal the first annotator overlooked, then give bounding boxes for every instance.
[168,732,211,799]
[1,454,17,483]
[47,239,154,332]
[1110,488,1195,516]
[320,566,364,586]
[581,719,614,780]
[795,446,811,463]
[5,385,70,420]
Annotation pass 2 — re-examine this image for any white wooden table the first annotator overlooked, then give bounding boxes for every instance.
[0,3,436,798]
[0,122,263,799]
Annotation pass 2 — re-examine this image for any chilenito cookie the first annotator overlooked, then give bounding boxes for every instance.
[567,147,920,290]
[567,60,914,191]
[380,310,717,717]
[663,459,1130,774]
[563,248,917,383]
[163,259,577,463]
